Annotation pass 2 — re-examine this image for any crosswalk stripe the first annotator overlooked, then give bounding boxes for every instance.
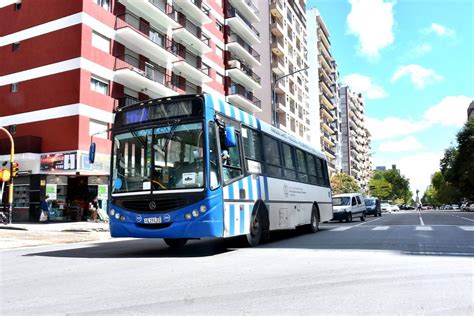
[331,227,352,231]
[415,226,433,231]
[459,226,474,231]
[372,226,389,230]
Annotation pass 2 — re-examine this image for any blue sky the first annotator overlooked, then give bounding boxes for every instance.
[307,0,473,196]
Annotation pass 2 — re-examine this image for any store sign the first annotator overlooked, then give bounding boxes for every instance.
[46,184,57,200]
[98,185,108,200]
[80,153,110,172]
[40,152,77,172]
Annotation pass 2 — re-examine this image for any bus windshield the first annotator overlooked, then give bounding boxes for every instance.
[112,122,205,193]
[332,197,351,206]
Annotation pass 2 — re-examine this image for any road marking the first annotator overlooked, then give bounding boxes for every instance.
[418,212,425,226]
[331,227,353,231]
[372,226,389,230]
[459,226,474,231]
[415,226,432,231]
[459,216,474,222]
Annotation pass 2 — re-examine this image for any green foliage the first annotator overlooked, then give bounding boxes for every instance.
[330,173,360,195]
[368,178,392,199]
[368,169,412,203]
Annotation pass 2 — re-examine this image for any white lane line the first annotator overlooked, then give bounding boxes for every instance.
[331,227,353,231]
[418,212,425,226]
[415,226,432,231]
[353,217,383,227]
[459,216,474,222]
[459,226,474,231]
[372,226,390,230]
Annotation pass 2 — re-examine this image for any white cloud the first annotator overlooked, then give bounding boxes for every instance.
[378,136,423,152]
[424,96,474,127]
[422,23,455,38]
[346,0,395,60]
[366,117,430,141]
[341,74,388,99]
[391,64,443,89]
[412,43,432,57]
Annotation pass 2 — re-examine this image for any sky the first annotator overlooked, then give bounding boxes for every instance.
[307,0,473,197]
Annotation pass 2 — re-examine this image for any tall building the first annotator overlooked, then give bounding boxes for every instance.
[270,0,310,140]
[339,86,371,191]
[0,0,265,222]
[307,8,339,174]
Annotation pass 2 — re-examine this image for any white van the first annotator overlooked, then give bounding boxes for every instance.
[332,193,366,222]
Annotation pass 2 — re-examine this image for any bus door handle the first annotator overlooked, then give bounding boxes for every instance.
[239,188,246,199]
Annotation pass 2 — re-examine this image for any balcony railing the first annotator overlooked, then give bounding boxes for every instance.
[228,33,260,62]
[149,0,179,20]
[227,54,261,84]
[229,83,261,109]
[189,0,210,16]
[226,7,260,38]
[115,13,176,55]
[323,146,336,157]
[175,48,210,76]
[114,54,175,90]
[177,17,210,46]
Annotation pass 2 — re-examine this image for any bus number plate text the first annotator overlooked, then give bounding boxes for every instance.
[144,217,162,224]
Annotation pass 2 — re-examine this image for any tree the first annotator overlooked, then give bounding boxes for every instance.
[330,173,360,195]
[450,118,474,198]
[368,178,392,200]
[368,170,412,204]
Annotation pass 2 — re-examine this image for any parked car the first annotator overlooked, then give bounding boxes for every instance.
[381,203,398,213]
[332,193,366,222]
[468,204,474,212]
[365,197,381,217]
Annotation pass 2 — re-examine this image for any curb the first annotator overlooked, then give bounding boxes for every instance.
[0,225,28,231]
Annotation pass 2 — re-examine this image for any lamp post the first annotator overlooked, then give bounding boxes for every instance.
[272,66,309,127]
[0,127,15,224]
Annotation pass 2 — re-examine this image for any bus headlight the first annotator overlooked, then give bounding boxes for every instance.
[110,209,116,216]
[120,216,126,222]
[192,209,199,217]
[114,213,120,220]
[185,213,192,220]
[200,205,207,213]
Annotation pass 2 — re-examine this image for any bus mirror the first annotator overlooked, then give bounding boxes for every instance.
[89,143,96,164]
[225,126,236,147]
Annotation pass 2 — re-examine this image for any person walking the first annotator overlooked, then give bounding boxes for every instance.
[39,195,49,223]
[89,197,99,222]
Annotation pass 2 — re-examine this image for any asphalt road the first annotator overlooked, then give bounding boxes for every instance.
[1,211,473,315]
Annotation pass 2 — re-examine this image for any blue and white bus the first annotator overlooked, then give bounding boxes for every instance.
[104,94,332,247]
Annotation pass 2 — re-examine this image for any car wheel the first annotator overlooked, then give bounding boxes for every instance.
[346,213,352,222]
[163,238,188,248]
[360,213,366,221]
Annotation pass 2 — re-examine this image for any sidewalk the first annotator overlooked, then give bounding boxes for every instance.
[0,221,111,250]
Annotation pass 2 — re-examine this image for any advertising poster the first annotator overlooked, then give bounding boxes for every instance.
[98,185,108,200]
[46,184,57,200]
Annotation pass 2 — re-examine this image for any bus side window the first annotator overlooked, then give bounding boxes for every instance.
[242,126,263,173]
[222,131,243,183]
[306,153,318,185]
[296,149,308,182]
[263,135,283,177]
[315,158,325,186]
[282,143,297,180]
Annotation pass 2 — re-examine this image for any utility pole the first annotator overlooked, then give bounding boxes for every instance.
[272,66,309,127]
[0,127,15,224]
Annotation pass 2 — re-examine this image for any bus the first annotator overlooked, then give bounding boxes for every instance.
[99,94,333,247]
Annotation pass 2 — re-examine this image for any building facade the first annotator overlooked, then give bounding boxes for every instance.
[307,8,339,174]
[339,86,371,192]
[270,0,310,140]
[0,0,265,222]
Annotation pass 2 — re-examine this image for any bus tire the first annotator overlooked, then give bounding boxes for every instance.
[306,204,320,233]
[163,238,188,248]
[246,205,266,247]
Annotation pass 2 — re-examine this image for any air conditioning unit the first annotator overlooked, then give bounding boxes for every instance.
[227,59,240,68]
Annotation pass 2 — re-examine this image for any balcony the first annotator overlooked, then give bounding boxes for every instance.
[320,92,335,110]
[320,106,335,122]
[318,52,333,76]
[318,27,331,50]
[318,38,332,62]
[271,56,285,76]
[226,7,260,44]
[227,83,262,113]
[271,17,284,37]
[270,0,283,19]
[321,120,333,134]
[274,80,285,94]
[271,36,285,56]
[319,78,334,98]
[228,0,259,23]
[227,58,261,90]
[275,94,286,112]
[114,55,178,98]
[321,132,335,147]
[322,146,336,159]
[115,14,179,66]
[173,49,212,84]
[173,0,212,25]
[226,33,260,66]
[173,18,211,54]
[118,0,180,30]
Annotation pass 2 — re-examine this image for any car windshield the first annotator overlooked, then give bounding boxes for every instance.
[365,199,375,206]
[112,122,204,193]
[333,197,351,206]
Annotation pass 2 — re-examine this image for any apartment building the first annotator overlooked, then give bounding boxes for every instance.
[270,0,310,140]
[307,8,339,174]
[339,86,371,191]
[0,0,263,222]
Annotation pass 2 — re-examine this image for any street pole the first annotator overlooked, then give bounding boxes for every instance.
[0,127,15,224]
[272,66,309,127]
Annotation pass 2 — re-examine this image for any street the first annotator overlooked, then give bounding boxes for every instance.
[1,211,473,315]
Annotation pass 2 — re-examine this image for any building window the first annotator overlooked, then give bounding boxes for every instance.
[14,1,21,11]
[91,31,110,53]
[89,119,109,139]
[216,21,223,32]
[12,42,20,51]
[11,83,18,93]
[216,46,223,59]
[90,76,108,95]
[216,72,224,85]
[94,0,110,11]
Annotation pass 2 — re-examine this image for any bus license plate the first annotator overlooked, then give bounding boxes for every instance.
[144,217,162,224]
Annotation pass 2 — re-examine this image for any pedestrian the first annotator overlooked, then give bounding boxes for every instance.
[89,197,99,222]
[39,195,49,223]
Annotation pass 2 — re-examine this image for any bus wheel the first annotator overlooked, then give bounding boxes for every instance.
[306,207,320,233]
[246,210,262,247]
[163,238,188,248]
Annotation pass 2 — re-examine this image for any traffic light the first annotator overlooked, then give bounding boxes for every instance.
[0,168,11,182]
[12,162,19,177]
